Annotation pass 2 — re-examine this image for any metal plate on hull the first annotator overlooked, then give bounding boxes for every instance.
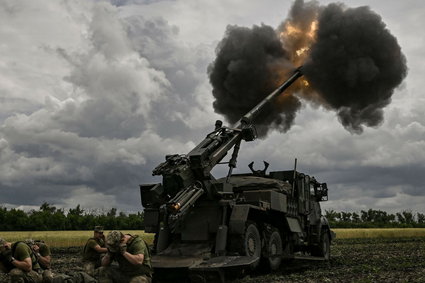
[152,255,203,268]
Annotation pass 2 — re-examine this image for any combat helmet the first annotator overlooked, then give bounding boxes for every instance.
[106,230,123,252]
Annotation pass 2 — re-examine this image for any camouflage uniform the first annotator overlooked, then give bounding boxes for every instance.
[98,231,152,283]
[38,241,53,283]
[25,239,53,283]
[0,238,42,283]
[82,226,106,276]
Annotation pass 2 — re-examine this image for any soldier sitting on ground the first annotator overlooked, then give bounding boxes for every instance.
[25,239,53,283]
[98,230,152,283]
[82,226,108,276]
[0,237,42,283]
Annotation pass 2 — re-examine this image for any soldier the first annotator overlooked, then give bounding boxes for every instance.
[98,230,152,283]
[82,226,108,276]
[25,239,53,283]
[0,237,42,283]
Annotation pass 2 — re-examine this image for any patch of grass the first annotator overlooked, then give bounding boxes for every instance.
[1,228,424,248]
[333,228,425,239]
[0,230,155,247]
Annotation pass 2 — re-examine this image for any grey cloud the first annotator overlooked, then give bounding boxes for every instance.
[108,0,174,7]
[0,1,201,210]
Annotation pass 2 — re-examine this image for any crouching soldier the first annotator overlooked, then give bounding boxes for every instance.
[82,226,107,276]
[98,230,152,283]
[0,237,42,283]
[25,239,53,283]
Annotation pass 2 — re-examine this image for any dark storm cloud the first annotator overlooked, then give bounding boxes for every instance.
[208,24,300,137]
[303,3,408,133]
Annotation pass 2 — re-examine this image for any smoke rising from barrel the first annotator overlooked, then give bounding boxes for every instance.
[208,25,300,137]
[208,0,407,136]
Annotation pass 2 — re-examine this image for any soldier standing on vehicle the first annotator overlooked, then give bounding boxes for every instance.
[82,226,108,276]
[0,237,42,282]
[25,239,53,283]
[98,230,152,283]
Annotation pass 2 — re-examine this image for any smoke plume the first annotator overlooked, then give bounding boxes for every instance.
[208,25,300,136]
[302,3,408,133]
[208,0,407,136]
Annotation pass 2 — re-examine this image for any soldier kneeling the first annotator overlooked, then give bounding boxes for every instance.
[0,237,43,283]
[82,226,107,277]
[25,239,53,283]
[98,230,152,283]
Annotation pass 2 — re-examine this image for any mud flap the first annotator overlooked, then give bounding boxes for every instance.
[189,256,259,283]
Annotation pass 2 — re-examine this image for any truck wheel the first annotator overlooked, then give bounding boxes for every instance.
[245,223,261,256]
[316,230,330,260]
[234,223,261,269]
[267,230,282,271]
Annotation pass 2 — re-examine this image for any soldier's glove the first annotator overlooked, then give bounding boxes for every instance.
[119,243,127,255]
[1,249,14,263]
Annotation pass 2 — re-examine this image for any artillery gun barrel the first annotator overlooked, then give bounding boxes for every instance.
[239,68,303,127]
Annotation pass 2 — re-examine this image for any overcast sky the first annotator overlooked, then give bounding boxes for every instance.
[0,0,424,214]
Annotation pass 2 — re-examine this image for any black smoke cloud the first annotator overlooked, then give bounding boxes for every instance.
[303,4,408,133]
[208,24,300,137]
[209,0,407,136]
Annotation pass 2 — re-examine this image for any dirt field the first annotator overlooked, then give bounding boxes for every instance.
[1,237,424,282]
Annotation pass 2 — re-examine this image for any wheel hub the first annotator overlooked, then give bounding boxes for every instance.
[247,235,256,256]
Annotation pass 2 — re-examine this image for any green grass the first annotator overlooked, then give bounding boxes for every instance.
[0,230,155,248]
[333,228,425,239]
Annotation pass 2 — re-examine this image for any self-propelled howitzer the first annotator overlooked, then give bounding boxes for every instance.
[140,68,334,282]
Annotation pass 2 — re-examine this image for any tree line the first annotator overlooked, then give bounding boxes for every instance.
[1,203,424,231]
[0,203,144,231]
[325,208,425,228]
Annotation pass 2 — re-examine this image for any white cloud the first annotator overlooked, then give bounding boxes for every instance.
[61,186,118,210]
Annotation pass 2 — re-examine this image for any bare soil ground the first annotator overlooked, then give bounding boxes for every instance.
[235,237,425,283]
[1,237,424,282]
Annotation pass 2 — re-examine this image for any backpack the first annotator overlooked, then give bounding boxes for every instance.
[11,242,38,269]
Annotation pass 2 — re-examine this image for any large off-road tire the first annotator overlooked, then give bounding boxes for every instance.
[313,230,330,260]
[266,229,283,271]
[231,222,262,269]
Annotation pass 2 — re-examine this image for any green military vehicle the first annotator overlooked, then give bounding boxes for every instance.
[140,68,334,282]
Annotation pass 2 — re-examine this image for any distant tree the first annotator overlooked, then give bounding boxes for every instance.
[0,207,7,230]
[417,213,425,224]
[352,212,360,223]
[40,202,57,214]
[68,204,84,216]
[402,210,414,225]
[340,212,352,222]
[361,210,369,222]
[107,208,117,217]
[396,212,405,224]
[325,209,339,222]
[7,209,29,231]
[67,205,86,230]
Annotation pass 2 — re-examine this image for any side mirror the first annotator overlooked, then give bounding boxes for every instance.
[318,183,328,201]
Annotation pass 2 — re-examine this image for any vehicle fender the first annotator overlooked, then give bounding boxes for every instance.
[320,216,336,241]
[320,215,330,228]
[229,205,251,234]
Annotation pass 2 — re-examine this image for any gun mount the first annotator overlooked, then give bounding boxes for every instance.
[140,68,334,282]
